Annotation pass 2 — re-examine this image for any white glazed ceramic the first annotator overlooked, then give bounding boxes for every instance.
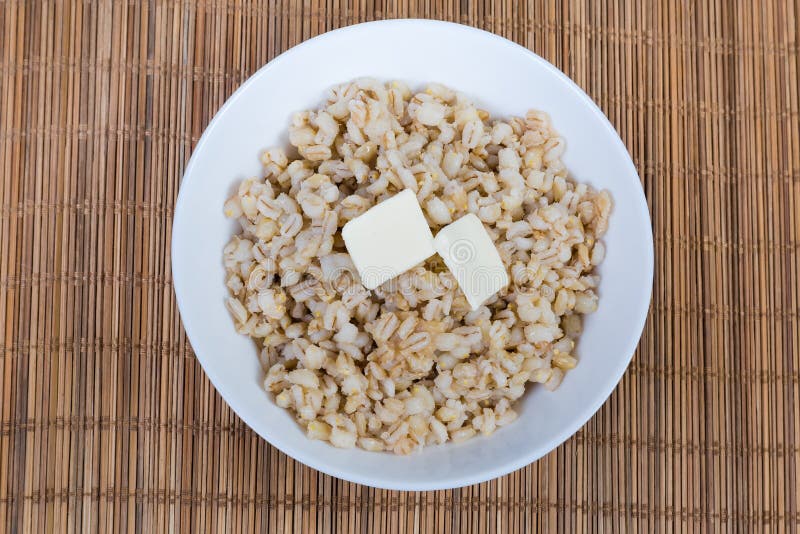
[172,19,653,491]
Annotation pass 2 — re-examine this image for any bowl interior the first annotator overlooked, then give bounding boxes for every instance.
[172,19,653,491]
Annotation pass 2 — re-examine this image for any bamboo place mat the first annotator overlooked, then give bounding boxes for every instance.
[1,0,799,532]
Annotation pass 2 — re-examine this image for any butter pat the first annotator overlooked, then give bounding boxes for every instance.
[434,214,509,310]
[342,190,436,290]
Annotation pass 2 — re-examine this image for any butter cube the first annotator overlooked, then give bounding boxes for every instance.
[342,190,436,290]
[434,214,509,310]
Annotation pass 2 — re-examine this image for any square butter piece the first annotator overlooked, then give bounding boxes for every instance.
[342,189,436,290]
[434,213,509,310]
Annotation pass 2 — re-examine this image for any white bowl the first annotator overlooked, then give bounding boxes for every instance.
[172,19,653,491]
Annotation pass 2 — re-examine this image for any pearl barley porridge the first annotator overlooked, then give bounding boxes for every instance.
[222,79,612,454]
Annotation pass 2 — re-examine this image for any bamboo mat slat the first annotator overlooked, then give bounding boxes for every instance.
[1,0,799,532]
